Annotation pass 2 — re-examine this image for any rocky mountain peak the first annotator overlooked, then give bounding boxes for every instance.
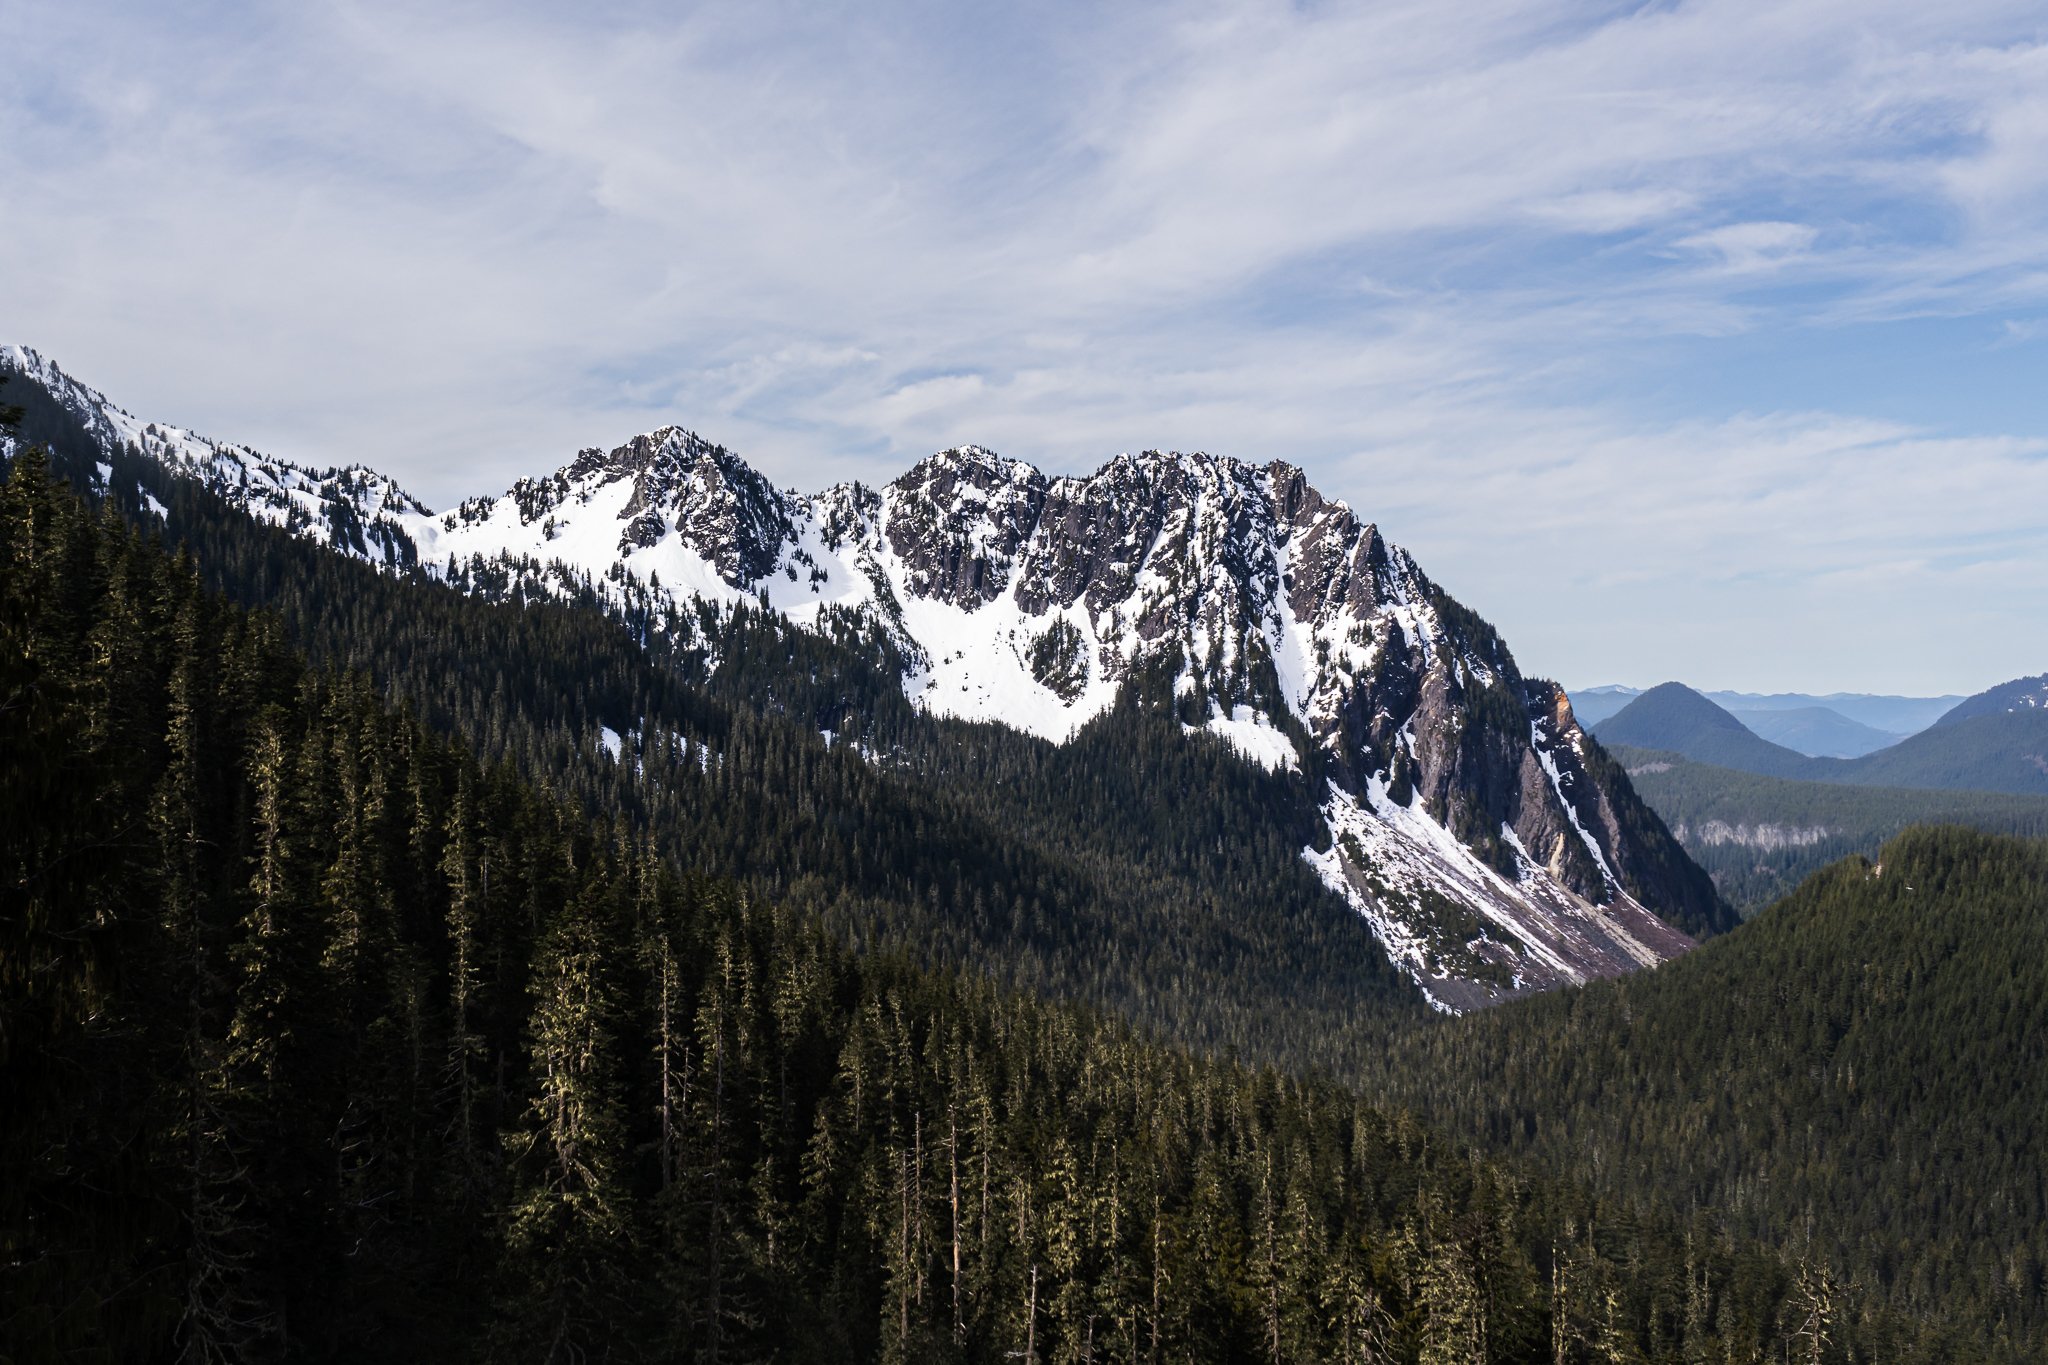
[4,346,1732,1012]
[479,426,797,586]
[409,425,1726,1006]
[885,446,1050,609]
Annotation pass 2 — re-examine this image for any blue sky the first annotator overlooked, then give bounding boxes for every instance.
[4,0,2047,694]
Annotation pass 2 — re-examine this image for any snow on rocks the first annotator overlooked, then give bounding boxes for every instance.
[2,345,1705,1011]
[1307,781,1688,1013]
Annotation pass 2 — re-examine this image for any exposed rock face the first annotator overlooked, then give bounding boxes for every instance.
[886,447,1048,609]
[2,345,1730,1011]
[1675,822,1834,850]
[462,427,800,586]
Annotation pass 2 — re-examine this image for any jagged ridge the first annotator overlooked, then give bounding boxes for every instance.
[1,345,1729,1010]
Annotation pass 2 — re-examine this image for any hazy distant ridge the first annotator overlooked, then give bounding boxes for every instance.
[1591,680,2048,796]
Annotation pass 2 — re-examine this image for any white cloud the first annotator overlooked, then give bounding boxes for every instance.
[1675,221,1820,272]
[874,373,987,423]
[1333,405,2048,695]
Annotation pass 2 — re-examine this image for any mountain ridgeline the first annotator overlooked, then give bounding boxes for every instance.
[0,363,1433,1085]
[0,346,1728,1012]
[1935,672,2048,727]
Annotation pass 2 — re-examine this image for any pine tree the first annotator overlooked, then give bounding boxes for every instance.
[496,870,638,1361]
[441,765,491,1202]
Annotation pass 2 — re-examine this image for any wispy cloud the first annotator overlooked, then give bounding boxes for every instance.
[3,0,2046,691]
[1676,221,1820,273]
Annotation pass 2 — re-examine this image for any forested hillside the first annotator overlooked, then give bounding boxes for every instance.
[4,444,1977,1363]
[0,372,1431,1082]
[1370,825,2048,1360]
[1835,709,2048,794]
[1932,672,2048,727]
[1613,745,2048,909]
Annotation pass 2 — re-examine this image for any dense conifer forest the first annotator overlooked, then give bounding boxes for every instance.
[1613,744,2048,910]
[1370,825,2048,1360]
[4,401,2031,1358]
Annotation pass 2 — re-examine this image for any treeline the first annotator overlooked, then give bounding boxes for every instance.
[1613,744,2048,910]
[1,443,1974,1363]
[1368,824,2048,1361]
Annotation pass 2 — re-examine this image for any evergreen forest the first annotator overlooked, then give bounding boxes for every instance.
[3,392,2044,1363]
[1613,744,2048,910]
[1371,825,2048,1360]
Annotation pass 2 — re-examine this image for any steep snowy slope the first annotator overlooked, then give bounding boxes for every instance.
[2,346,1726,1009]
[1,346,426,565]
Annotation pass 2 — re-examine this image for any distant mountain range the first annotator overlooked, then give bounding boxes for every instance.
[1568,683,1961,749]
[1588,679,2048,795]
[1722,705,1901,758]
[1706,688,1964,734]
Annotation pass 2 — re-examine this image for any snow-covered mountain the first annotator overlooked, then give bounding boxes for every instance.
[0,346,427,566]
[2,345,1721,1010]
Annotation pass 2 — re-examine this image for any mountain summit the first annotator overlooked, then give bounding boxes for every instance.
[2,346,1730,1010]
[1592,682,1814,778]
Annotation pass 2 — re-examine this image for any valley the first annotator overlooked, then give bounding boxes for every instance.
[1575,679,2048,910]
[10,9,2046,1362]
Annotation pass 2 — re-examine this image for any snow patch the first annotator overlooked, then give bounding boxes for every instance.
[1192,704,1299,772]
[1531,720,1617,891]
[1305,777,1684,1013]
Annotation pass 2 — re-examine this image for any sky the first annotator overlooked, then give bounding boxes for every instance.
[3,0,2046,696]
